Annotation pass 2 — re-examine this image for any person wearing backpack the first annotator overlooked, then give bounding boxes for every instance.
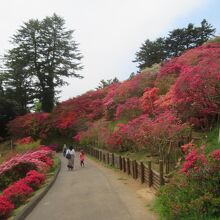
[65,146,76,171]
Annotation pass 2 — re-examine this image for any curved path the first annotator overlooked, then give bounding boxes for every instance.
[26,153,156,220]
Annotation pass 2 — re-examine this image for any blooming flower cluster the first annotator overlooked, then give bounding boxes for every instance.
[0,170,46,218]
[3,181,33,207]
[0,146,52,218]
[16,136,33,145]
[0,147,53,191]
[0,196,14,219]
[210,149,220,161]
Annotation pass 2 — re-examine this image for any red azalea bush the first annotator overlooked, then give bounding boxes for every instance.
[0,162,37,191]
[0,196,14,219]
[48,89,107,130]
[22,170,45,190]
[115,97,143,120]
[16,136,33,145]
[3,181,33,207]
[141,87,159,115]
[157,43,220,129]
[210,149,220,161]
[7,113,49,139]
[108,112,189,153]
[181,143,207,176]
[78,120,111,149]
[103,73,156,120]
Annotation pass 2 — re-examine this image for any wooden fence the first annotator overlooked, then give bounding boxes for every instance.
[85,147,164,190]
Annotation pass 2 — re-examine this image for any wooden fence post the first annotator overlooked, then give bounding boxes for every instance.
[123,158,126,172]
[119,156,122,170]
[127,158,130,175]
[148,161,153,187]
[132,160,135,178]
[112,153,115,167]
[140,161,145,184]
[134,160,137,179]
[107,153,109,164]
[159,160,164,186]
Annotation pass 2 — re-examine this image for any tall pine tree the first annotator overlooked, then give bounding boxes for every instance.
[4,14,83,112]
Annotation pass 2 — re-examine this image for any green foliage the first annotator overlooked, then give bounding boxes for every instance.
[0,97,20,138]
[205,127,220,154]
[3,13,83,112]
[154,146,220,220]
[155,74,177,95]
[154,175,220,219]
[15,140,40,153]
[134,37,166,69]
[41,134,73,152]
[207,36,220,44]
[96,77,119,89]
[134,19,215,69]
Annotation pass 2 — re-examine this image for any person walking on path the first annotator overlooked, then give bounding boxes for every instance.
[65,146,76,170]
[63,144,67,157]
[79,150,85,167]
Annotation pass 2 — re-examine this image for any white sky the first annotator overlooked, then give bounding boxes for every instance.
[0,0,209,101]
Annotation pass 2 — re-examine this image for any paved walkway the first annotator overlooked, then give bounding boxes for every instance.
[26,153,156,220]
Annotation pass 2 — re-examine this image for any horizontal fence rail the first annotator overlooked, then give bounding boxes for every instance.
[85,147,164,190]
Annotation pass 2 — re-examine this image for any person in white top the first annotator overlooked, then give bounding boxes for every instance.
[65,146,76,171]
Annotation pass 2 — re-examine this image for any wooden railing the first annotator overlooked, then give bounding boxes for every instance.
[85,147,165,190]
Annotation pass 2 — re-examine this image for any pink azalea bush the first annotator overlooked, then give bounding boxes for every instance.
[0,147,53,190]
[0,147,51,218]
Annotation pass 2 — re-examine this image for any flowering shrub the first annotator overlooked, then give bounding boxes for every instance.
[108,112,189,154]
[22,170,45,190]
[0,147,53,190]
[141,87,159,115]
[0,162,37,191]
[155,145,220,219]
[181,143,207,176]
[115,97,143,120]
[103,72,156,120]
[7,113,49,139]
[210,149,220,161]
[3,181,33,207]
[16,136,33,145]
[78,120,111,149]
[157,43,220,129]
[0,196,14,219]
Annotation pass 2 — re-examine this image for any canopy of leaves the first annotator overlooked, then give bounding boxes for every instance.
[134,19,215,69]
[3,14,82,112]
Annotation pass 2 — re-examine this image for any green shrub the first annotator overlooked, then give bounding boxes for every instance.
[154,145,220,219]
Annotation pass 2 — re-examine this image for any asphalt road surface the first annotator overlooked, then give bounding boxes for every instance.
[26,153,156,220]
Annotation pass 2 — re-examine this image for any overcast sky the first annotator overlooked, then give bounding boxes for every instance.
[0,0,219,101]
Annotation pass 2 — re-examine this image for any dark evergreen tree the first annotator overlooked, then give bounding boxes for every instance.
[0,97,19,138]
[133,38,166,69]
[4,14,83,112]
[134,19,215,70]
[96,77,119,89]
[3,48,35,114]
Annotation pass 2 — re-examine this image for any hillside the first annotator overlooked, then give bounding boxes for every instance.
[8,40,220,155]
[5,37,220,219]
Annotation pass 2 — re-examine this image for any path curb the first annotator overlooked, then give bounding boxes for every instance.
[12,157,61,220]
